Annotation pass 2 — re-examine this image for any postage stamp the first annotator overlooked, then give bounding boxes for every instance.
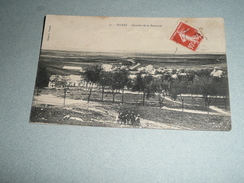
[170,21,204,51]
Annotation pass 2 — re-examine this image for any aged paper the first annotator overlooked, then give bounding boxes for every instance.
[30,15,231,130]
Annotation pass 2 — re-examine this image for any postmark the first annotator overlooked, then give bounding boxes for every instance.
[170,21,203,51]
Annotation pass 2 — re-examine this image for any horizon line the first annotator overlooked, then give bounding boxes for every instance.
[41,48,226,55]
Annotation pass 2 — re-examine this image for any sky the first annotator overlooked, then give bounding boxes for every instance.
[41,15,226,54]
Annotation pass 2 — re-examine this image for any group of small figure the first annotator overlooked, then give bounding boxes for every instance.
[116,111,140,126]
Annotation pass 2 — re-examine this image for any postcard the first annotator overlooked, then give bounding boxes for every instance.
[30,15,231,131]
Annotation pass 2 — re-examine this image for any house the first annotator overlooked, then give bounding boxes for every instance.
[179,73,187,76]
[155,74,163,78]
[145,65,154,72]
[67,75,82,87]
[48,75,82,89]
[102,64,114,72]
[171,74,178,79]
[210,67,223,78]
[128,74,137,79]
[62,66,83,72]
[129,63,141,70]
[137,67,145,72]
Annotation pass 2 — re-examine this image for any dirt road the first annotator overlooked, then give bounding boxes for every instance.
[32,94,226,130]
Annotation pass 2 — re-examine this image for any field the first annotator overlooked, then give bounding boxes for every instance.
[38,87,229,112]
[39,49,228,75]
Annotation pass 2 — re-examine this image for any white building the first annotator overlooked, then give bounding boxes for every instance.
[102,64,114,72]
[210,67,223,78]
[48,75,82,88]
[62,66,83,72]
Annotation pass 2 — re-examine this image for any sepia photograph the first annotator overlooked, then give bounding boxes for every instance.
[30,15,231,131]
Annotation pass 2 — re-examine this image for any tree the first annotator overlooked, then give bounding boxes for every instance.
[170,79,189,112]
[132,74,154,106]
[35,62,50,95]
[98,71,112,102]
[151,79,169,108]
[212,76,229,110]
[143,75,154,101]
[132,73,144,92]
[190,75,217,113]
[109,69,129,103]
[187,70,196,83]
[83,65,103,103]
[117,69,129,103]
[51,75,70,106]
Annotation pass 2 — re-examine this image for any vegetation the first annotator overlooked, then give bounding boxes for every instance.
[40,62,229,111]
[32,52,231,130]
[82,65,103,103]
[35,62,50,95]
[80,65,229,111]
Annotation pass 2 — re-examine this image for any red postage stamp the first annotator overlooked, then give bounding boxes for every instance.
[170,21,203,51]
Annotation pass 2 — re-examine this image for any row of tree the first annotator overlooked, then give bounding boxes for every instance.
[82,65,130,103]
[82,65,229,111]
[35,63,229,110]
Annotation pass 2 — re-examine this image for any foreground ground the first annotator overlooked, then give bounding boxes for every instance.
[30,93,231,131]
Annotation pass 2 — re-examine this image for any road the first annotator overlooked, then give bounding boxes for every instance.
[32,94,188,129]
